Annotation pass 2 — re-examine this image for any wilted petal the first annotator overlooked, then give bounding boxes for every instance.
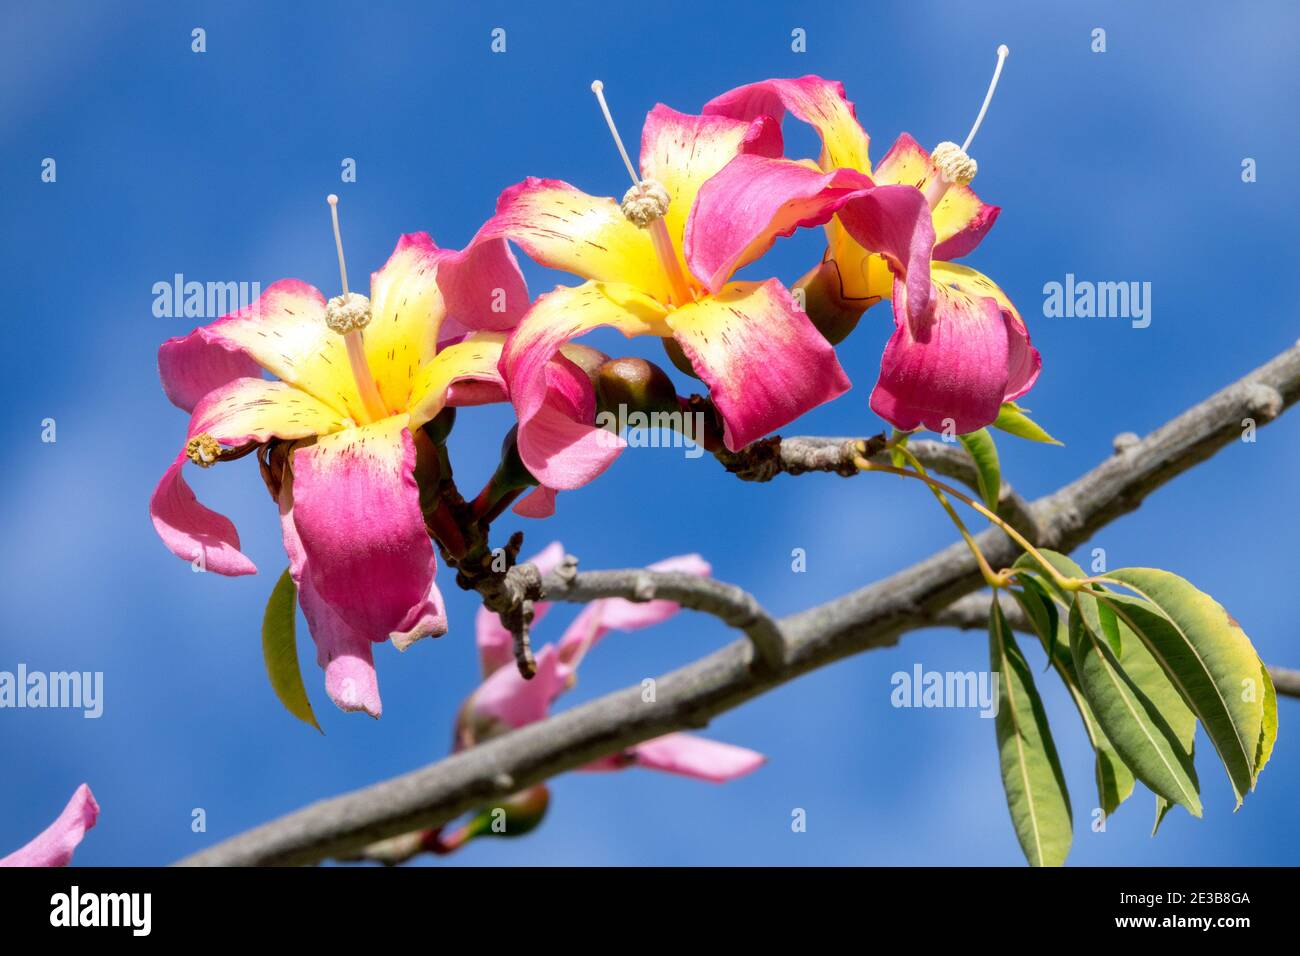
[0,784,99,867]
[511,484,557,519]
[685,154,876,292]
[666,280,850,451]
[625,733,766,782]
[468,644,569,729]
[704,75,872,174]
[150,453,256,576]
[834,184,937,331]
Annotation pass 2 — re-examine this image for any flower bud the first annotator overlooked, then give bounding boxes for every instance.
[661,337,703,380]
[793,258,870,345]
[596,357,680,418]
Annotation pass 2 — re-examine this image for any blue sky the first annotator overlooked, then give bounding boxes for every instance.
[2,0,1297,866]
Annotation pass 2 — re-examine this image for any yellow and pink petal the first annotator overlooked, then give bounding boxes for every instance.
[582,733,766,782]
[665,280,851,451]
[703,75,872,175]
[685,154,878,293]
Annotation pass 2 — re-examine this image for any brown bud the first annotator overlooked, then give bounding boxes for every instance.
[596,357,680,417]
[794,258,872,345]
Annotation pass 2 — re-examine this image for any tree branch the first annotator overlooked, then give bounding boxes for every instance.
[176,341,1300,866]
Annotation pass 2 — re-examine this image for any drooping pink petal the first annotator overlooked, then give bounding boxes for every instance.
[556,553,711,667]
[280,486,383,717]
[150,453,257,576]
[666,280,851,451]
[511,484,557,519]
[870,133,1000,260]
[834,184,937,332]
[703,76,872,174]
[0,784,99,867]
[870,273,1015,435]
[476,541,567,677]
[467,644,569,730]
[150,379,348,577]
[501,282,669,489]
[289,415,443,642]
[685,154,877,292]
[583,733,765,782]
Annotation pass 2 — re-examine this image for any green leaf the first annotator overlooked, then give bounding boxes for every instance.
[1070,592,1201,816]
[1094,569,1275,805]
[993,402,1063,445]
[989,600,1073,866]
[1011,579,1134,817]
[1011,549,1084,608]
[958,428,1001,512]
[1152,796,1173,836]
[261,568,321,733]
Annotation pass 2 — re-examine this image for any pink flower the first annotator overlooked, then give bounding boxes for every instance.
[461,546,765,781]
[457,102,854,490]
[699,76,1041,434]
[1,785,98,867]
[152,232,530,717]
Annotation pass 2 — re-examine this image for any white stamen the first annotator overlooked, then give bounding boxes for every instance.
[961,44,1009,154]
[326,193,350,295]
[590,80,642,187]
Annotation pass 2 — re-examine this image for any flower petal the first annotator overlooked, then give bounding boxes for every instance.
[666,280,851,451]
[502,281,669,488]
[150,379,347,577]
[474,177,668,299]
[476,541,567,677]
[512,484,557,519]
[279,485,384,717]
[408,332,507,429]
[833,184,937,331]
[619,733,766,782]
[704,76,872,174]
[933,262,1042,402]
[433,234,529,332]
[0,784,99,867]
[870,133,1000,260]
[364,233,448,414]
[870,266,1025,434]
[639,104,783,270]
[685,154,876,292]
[468,643,569,729]
[150,453,257,576]
[159,279,366,420]
[289,414,442,640]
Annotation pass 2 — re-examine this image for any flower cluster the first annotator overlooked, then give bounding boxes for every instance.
[151,69,1035,719]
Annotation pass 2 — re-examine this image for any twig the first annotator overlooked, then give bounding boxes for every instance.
[176,341,1300,866]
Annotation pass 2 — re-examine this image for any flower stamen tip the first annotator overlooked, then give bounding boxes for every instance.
[930,142,978,186]
[325,292,372,335]
[621,179,670,227]
[185,433,222,468]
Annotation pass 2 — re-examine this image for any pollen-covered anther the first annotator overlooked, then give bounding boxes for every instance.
[930,142,978,186]
[621,179,670,228]
[324,292,372,335]
[185,433,222,468]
